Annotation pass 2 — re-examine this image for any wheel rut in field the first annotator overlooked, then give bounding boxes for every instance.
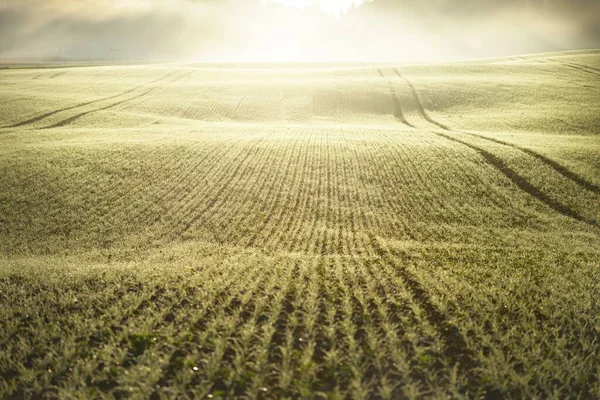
[391,68,450,131]
[436,130,598,227]
[460,134,600,195]
[392,68,600,226]
[231,89,249,118]
[43,70,194,129]
[49,71,66,79]
[392,67,600,194]
[4,70,180,129]
[368,234,480,380]
[376,68,413,127]
[550,59,600,77]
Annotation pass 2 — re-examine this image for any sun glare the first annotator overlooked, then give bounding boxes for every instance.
[270,0,366,16]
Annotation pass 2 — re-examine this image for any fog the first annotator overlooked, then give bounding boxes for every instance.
[0,0,598,62]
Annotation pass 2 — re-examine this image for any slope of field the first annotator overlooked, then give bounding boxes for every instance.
[1,52,599,399]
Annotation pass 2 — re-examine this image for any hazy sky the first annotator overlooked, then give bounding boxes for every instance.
[0,0,598,62]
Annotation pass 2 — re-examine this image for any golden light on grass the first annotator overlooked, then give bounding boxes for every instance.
[0,1,599,398]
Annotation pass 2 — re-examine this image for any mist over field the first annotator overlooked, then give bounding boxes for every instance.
[1,0,599,62]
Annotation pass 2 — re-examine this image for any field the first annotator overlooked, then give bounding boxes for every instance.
[1,50,599,399]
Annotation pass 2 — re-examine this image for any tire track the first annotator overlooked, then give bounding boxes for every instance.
[550,58,600,77]
[4,70,179,129]
[392,68,449,130]
[43,70,193,129]
[436,131,598,227]
[376,68,413,127]
[231,89,249,118]
[458,133,600,195]
[49,71,66,79]
[392,68,600,227]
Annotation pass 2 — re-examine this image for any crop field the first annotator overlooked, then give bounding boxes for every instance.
[1,50,599,399]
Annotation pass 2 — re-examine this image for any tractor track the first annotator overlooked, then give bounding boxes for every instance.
[3,70,180,129]
[389,68,600,227]
[550,58,600,77]
[43,70,194,129]
[377,68,413,127]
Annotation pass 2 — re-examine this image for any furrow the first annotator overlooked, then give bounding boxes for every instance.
[236,260,298,398]
[328,130,345,255]
[343,128,383,254]
[353,129,425,242]
[373,128,484,229]
[325,257,372,396]
[2,277,175,396]
[207,131,283,245]
[192,132,278,243]
[161,130,275,242]
[304,131,328,254]
[268,129,313,253]
[266,261,307,397]
[132,137,242,237]
[318,129,333,256]
[148,259,266,394]
[192,259,285,396]
[352,257,430,398]
[340,129,372,255]
[231,89,249,118]
[153,131,267,243]
[244,129,304,249]
[284,130,320,253]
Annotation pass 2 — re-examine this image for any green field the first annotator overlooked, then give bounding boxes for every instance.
[1,50,599,399]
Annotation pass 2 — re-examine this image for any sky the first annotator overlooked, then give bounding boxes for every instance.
[0,0,598,62]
